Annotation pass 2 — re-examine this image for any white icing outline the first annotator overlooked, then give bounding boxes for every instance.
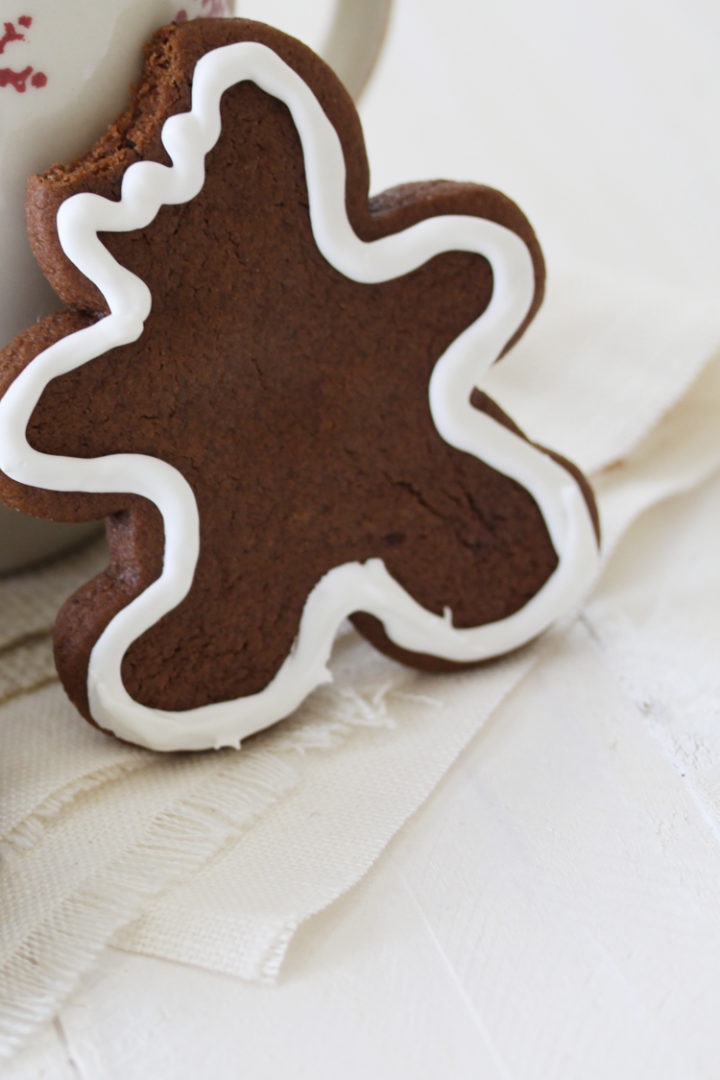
[0,41,600,751]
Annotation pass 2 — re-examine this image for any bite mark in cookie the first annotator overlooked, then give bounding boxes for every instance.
[0,19,600,750]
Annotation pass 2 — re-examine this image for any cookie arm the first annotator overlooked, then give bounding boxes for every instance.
[363,179,545,358]
[0,311,130,521]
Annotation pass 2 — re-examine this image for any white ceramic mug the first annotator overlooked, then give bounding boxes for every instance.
[0,0,391,573]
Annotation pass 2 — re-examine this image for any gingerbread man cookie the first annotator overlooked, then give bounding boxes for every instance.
[0,19,600,750]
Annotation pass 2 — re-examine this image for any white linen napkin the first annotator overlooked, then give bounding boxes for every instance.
[2,0,719,1060]
[1,339,717,1059]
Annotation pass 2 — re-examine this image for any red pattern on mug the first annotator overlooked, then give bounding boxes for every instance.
[0,15,47,92]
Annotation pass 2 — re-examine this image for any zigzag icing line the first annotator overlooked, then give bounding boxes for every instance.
[0,42,600,750]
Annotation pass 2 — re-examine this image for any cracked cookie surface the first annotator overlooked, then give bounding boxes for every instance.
[0,18,598,745]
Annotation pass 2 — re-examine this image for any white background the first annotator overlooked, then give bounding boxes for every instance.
[4,0,720,1075]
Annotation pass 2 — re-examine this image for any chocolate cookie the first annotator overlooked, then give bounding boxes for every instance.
[0,18,600,750]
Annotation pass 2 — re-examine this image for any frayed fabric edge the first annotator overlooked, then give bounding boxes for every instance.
[0,757,150,858]
[0,670,420,1060]
[0,749,298,1060]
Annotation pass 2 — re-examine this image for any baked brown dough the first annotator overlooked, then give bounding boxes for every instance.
[0,18,599,735]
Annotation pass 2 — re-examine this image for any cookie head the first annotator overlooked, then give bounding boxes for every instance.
[0,19,600,750]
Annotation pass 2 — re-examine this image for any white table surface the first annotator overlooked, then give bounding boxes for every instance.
[4,0,720,1075]
[6,506,720,1080]
[7,471,720,1079]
